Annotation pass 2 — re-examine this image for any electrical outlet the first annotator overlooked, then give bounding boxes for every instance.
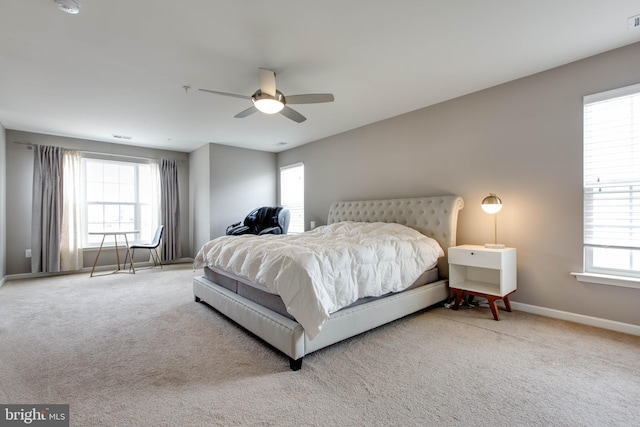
[25,249,31,258]
[629,14,640,30]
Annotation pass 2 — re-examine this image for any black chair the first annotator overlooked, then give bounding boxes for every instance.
[226,207,290,236]
[126,225,164,270]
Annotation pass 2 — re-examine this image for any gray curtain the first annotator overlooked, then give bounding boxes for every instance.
[160,159,181,261]
[31,145,64,273]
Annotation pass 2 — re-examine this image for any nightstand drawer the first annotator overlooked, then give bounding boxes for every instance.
[448,247,502,269]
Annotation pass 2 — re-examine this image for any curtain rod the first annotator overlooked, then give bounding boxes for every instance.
[13,141,35,149]
[12,140,162,162]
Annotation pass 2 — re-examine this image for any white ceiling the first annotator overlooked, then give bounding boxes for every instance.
[1,1,639,153]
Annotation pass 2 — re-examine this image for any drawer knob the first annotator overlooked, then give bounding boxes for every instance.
[471,252,474,255]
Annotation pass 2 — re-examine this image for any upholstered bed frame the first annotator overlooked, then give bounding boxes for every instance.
[193,196,464,370]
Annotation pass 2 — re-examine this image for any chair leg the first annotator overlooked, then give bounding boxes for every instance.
[152,248,162,268]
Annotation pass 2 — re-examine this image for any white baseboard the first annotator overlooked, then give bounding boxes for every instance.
[4,258,194,282]
[511,302,640,337]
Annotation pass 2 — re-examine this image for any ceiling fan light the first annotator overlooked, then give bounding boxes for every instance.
[254,98,284,114]
[252,90,285,114]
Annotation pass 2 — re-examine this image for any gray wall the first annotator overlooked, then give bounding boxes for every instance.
[5,130,190,275]
[209,144,277,238]
[189,144,212,257]
[278,42,640,327]
[190,143,276,255]
[0,123,5,283]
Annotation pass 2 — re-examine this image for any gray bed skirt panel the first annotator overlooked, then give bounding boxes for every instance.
[203,266,439,320]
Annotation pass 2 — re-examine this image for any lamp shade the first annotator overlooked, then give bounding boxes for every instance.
[481,193,503,214]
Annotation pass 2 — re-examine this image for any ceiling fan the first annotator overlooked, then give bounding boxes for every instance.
[199,68,334,123]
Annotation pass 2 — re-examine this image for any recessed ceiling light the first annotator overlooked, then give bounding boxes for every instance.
[53,0,80,14]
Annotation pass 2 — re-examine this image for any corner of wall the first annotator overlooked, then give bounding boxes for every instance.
[0,122,7,281]
[189,144,212,255]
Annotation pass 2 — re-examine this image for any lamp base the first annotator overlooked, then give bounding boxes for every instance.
[484,243,505,249]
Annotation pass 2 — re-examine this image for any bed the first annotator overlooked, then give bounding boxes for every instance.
[193,196,464,370]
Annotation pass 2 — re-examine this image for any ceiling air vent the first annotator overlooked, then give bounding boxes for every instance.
[54,0,80,14]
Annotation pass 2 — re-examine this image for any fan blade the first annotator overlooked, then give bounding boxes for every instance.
[199,89,251,100]
[259,68,277,97]
[280,106,306,123]
[234,106,258,118]
[285,93,335,104]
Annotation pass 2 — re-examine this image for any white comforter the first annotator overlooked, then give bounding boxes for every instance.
[194,221,443,339]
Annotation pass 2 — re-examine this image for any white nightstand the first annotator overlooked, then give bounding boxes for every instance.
[448,244,517,320]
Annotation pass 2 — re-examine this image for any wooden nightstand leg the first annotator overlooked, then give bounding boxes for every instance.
[503,295,512,312]
[452,290,465,311]
[487,296,501,321]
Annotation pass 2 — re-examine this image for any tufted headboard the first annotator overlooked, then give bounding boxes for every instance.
[327,196,464,277]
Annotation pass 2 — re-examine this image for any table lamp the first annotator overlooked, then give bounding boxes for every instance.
[481,193,505,249]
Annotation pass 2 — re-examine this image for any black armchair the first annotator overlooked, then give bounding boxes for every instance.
[226,206,290,236]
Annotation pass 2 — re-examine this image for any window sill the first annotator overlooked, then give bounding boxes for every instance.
[571,272,640,289]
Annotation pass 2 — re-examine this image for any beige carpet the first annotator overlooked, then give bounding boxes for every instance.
[1,264,639,426]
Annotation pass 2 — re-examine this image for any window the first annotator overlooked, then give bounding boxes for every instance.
[82,157,158,247]
[583,83,640,279]
[280,163,304,233]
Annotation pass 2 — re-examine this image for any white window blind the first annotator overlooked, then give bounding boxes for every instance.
[280,162,304,234]
[583,83,640,277]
